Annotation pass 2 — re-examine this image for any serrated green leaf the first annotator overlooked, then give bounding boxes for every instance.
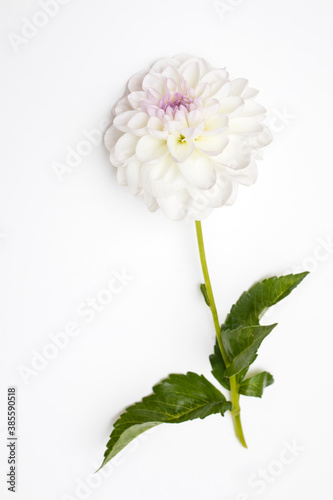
[223,273,309,330]
[210,273,308,387]
[237,354,258,383]
[209,343,230,390]
[100,372,231,469]
[223,324,277,377]
[200,283,210,307]
[239,371,274,397]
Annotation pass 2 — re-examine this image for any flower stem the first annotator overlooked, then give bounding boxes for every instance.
[195,220,247,448]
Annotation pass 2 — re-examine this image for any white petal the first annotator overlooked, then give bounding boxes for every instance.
[142,73,166,94]
[188,170,232,208]
[185,206,213,221]
[116,165,127,185]
[210,81,231,100]
[167,135,195,162]
[178,56,212,78]
[225,182,239,206]
[166,118,187,136]
[147,86,162,100]
[126,158,142,195]
[136,135,168,163]
[140,160,168,187]
[227,160,258,186]
[195,57,213,77]
[160,159,184,184]
[151,57,183,73]
[228,78,248,96]
[253,125,273,148]
[228,118,263,134]
[127,112,149,135]
[113,110,137,132]
[178,151,216,189]
[127,71,146,92]
[175,109,189,123]
[195,82,210,99]
[143,158,188,197]
[173,54,194,65]
[243,125,272,153]
[143,190,159,212]
[166,78,178,92]
[109,150,125,168]
[202,99,221,118]
[147,116,168,140]
[113,96,132,115]
[242,87,259,99]
[195,134,229,156]
[104,125,122,152]
[153,174,187,197]
[181,126,203,142]
[161,66,183,85]
[200,69,229,86]
[235,101,266,117]
[127,91,146,110]
[214,136,251,169]
[219,96,244,114]
[187,110,205,128]
[114,133,139,162]
[157,194,187,221]
[181,61,200,88]
[204,114,228,134]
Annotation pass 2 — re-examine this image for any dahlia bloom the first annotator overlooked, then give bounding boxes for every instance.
[105,54,272,221]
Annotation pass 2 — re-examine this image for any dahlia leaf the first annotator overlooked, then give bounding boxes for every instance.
[239,371,274,398]
[200,283,210,306]
[223,324,277,377]
[223,272,309,330]
[100,372,231,469]
[210,273,308,385]
[209,342,230,390]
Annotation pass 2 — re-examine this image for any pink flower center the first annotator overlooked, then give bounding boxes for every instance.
[141,80,202,119]
[161,92,194,112]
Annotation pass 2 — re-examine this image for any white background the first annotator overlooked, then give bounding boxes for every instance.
[1,0,333,499]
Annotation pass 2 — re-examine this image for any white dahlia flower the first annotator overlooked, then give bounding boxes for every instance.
[105,55,272,221]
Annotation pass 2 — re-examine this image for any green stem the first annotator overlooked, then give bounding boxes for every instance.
[229,376,247,448]
[195,220,247,448]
